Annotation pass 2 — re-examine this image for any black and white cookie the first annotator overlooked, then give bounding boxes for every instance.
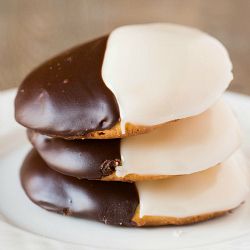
[15,23,232,139]
[28,100,240,181]
[21,150,248,227]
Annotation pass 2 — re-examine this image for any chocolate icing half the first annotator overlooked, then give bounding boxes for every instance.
[28,130,121,179]
[20,150,139,226]
[15,36,120,137]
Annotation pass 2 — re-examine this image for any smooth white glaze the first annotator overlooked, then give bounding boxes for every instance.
[136,150,249,218]
[116,99,241,176]
[102,23,233,129]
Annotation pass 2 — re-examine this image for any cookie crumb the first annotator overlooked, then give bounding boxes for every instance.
[100,159,121,176]
[173,230,184,238]
[62,208,72,216]
[66,56,72,63]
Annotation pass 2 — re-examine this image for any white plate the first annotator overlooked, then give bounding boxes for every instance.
[0,90,250,250]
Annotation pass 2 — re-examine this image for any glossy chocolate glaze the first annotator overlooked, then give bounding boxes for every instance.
[15,36,120,137]
[28,130,121,179]
[20,150,139,226]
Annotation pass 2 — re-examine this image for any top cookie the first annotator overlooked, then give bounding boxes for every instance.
[15,23,232,139]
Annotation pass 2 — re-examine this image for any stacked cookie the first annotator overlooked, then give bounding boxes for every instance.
[15,23,249,227]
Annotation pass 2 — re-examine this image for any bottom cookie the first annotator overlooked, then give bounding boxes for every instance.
[20,150,249,227]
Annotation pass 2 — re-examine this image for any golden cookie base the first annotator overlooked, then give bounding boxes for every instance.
[132,205,231,226]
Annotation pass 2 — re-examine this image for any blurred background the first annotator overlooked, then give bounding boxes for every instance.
[0,0,249,94]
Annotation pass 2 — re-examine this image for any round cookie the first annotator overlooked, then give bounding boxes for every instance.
[21,150,249,227]
[15,23,232,139]
[28,100,241,181]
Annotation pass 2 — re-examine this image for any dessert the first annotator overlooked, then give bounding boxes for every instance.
[15,23,248,227]
[27,100,241,181]
[21,150,248,226]
[15,24,232,139]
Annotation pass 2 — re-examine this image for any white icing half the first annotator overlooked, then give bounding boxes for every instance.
[136,151,249,218]
[102,23,233,128]
[116,99,241,176]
